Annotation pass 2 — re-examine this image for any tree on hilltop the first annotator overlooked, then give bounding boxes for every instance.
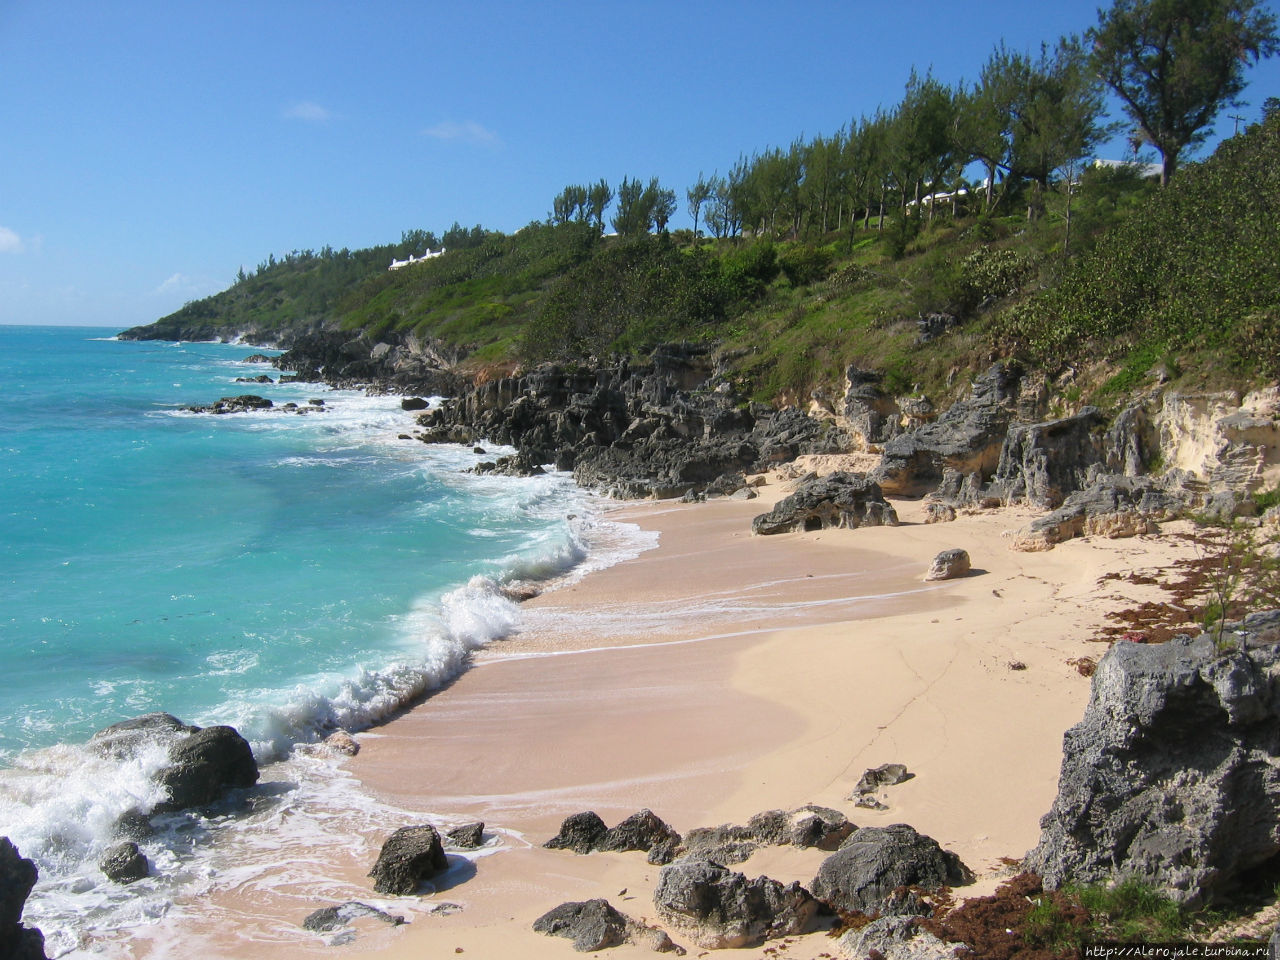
[1088,0,1279,186]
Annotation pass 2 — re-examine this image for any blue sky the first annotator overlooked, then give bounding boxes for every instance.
[2,0,1277,328]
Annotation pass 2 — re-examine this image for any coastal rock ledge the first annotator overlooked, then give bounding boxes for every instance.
[1026,611,1280,906]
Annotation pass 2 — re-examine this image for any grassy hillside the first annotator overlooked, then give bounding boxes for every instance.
[131,113,1278,409]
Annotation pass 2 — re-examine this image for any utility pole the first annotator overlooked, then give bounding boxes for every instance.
[1229,114,1246,135]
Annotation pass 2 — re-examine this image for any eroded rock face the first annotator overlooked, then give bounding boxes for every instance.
[654,858,819,949]
[1026,613,1280,906]
[368,825,449,895]
[871,364,1021,498]
[0,838,48,960]
[991,408,1106,509]
[1009,475,1182,552]
[751,472,898,535]
[811,824,973,916]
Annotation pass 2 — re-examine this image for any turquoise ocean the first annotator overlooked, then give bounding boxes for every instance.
[0,325,646,953]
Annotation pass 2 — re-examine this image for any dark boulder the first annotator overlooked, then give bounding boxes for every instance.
[653,858,819,949]
[544,812,608,854]
[154,725,259,812]
[445,822,485,849]
[597,809,681,855]
[532,899,629,952]
[368,825,449,895]
[98,842,149,884]
[0,838,48,960]
[810,824,973,915]
[1026,613,1280,906]
[751,472,898,535]
[400,397,429,411]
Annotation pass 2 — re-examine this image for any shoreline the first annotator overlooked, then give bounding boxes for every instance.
[136,470,1199,959]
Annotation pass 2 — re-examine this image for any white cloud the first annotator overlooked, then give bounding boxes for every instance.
[422,120,501,147]
[152,273,207,298]
[0,226,25,254]
[284,101,331,122]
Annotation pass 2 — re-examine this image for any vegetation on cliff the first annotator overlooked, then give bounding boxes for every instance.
[123,0,1278,410]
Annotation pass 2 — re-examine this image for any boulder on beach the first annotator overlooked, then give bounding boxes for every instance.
[544,811,608,854]
[445,822,485,849]
[368,825,449,896]
[302,901,404,933]
[810,824,973,915]
[533,899,629,952]
[653,858,819,949]
[924,549,970,582]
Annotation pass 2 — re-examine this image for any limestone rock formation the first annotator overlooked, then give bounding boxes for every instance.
[533,899,684,954]
[871,364,1021,498]
[745,805,854,850]
[1026,612,1280,906]
[1010,475,1182,552]
[751,472,898,535]
[811,824,973,915]
[653,858,819,949]
[185,394,274,415]
[368,825,449,895]
[990,408,1106,509]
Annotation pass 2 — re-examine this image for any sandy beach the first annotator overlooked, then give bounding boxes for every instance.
[140,469,1197,960]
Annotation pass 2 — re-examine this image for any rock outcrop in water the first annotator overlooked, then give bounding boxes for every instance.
[1026,611,1280,906]
[88,713,259,814]
[0,839,48,960]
